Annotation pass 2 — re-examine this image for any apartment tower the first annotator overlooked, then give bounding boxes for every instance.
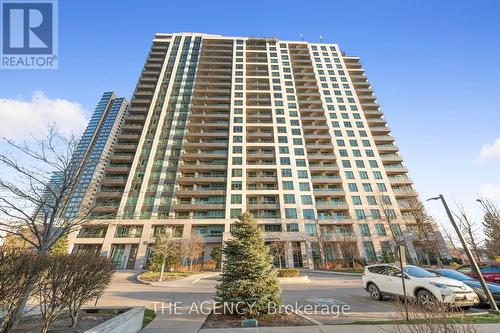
[68,33,448,270]
[64,92,128,218]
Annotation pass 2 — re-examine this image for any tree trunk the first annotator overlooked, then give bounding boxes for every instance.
[159,256,166,282]
[70,308,80,328]
[5,266,39,333]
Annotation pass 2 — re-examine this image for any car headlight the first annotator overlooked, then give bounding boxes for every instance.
[430,282,450,290]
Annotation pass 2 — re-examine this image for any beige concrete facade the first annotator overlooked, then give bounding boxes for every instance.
[67,33,449,270]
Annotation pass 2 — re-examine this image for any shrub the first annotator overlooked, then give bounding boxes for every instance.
[0,250,41,332]
[35,254,115,332]
[277,269,300,277]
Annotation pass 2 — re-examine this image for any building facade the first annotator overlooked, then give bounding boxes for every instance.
[64,92,128,218]
[67,33,449,270]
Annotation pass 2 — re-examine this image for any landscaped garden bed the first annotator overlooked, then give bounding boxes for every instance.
[202,312,314,328]
[138,271,198,282]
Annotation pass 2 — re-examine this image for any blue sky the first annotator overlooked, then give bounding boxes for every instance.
[1,0,499,230]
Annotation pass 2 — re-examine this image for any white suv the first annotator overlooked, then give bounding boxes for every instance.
[362,264,479,307]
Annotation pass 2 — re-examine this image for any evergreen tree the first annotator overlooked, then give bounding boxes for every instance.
[215,211,281,316]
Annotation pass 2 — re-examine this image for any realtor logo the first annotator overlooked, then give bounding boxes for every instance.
[1,0,58,69]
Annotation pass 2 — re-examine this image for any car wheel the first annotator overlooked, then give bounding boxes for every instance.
[417,289,436,307]
[368,283,382,301]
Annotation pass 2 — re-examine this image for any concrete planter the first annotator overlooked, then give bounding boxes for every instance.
[84,306,144,333]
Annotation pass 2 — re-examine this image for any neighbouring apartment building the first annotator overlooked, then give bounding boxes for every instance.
[67,33,449,270]
[64,92,128,218]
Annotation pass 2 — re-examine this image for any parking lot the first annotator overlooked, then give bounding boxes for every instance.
[97,270,485,330]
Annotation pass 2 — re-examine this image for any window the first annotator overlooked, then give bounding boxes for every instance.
[356,209,367,220]
[305,223,317,235]
[377,183,387,192]
[301,195,313,205]
[297,170,308,179]
[359,224,371,236]
[232,169,242,177]
[279,146,289,154]
[363,241,377,261]
[348,183,358,192]
[363,183,373,192]
[230,209,242,218]
[345,171,354,179]
[282,181,294,190]
[231,194,242,204]
[375,223,386,236]
[371,209,381,219]
[391,224,402,236]
[352,196,362,205]
[303,209,315,219]
[359,171,368,179]
[296,159,306,167]
[373,171,383,179]
[287,223,299,232]
[231,181,242,190]
[233,146,242,153]
[299,182,310,191]
[280,157,291,165]
[281,169,292,177]
[367,196,376,205]
[285,208,297,219]
[232,157,242,165]
[284,194,295,204]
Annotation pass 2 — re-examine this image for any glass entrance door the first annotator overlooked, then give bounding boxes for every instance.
[110,244,125,269]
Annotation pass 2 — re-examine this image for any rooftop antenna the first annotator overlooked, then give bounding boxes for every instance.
[319,35,324,43]
[300,33,304,41]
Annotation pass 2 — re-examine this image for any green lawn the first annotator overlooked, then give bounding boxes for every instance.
[340,314,500,325]
[138,271,198,282]
[142,308,156,328]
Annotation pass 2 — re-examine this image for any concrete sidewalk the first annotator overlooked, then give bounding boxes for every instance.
[199,323,500,333]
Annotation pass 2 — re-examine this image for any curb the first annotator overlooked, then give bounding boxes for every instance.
[308,269,363,277]
[278,276,311,284]
[190,272,220,285]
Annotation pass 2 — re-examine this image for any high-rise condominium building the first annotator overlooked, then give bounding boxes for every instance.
[67,33,448,270]
[64,92,128,218]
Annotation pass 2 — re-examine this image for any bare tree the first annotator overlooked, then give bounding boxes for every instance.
[337,235,358,268]
[267,241,287,269]
[377,192,405,248]
[66,255,114,328]
[186,235,205,271]
[0,250,40,332]
[153,231,180,281]
[440,224,466,263]
[403,197,443,266]
[454,204,483,263]
[0,125,106,332]
[477,197,500,259]
[312,219,332,269]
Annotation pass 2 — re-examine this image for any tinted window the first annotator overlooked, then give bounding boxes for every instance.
[387,267,402,277]
[404,266,436,278]
[368,266,386,275]
[482,266,500,273]
[436,270,471,281]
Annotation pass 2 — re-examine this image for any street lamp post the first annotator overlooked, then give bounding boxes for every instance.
[427,194,500,315]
